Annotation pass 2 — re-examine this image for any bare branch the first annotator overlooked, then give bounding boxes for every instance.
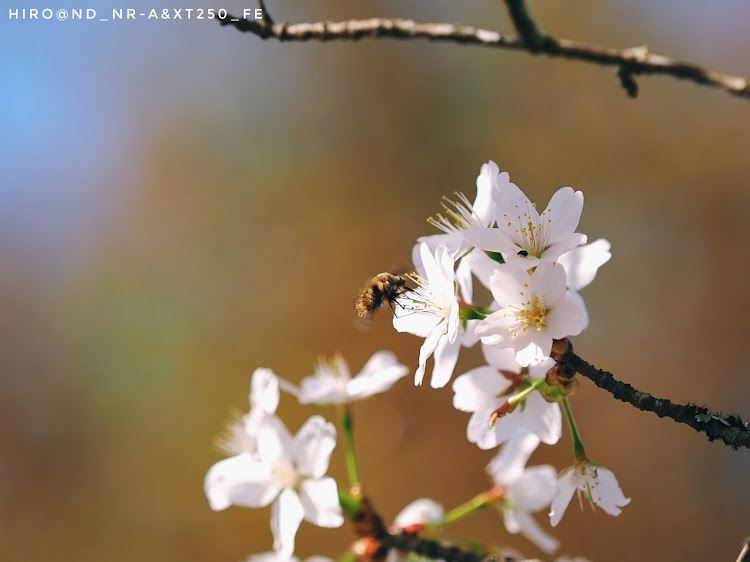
[218,14,750,101]
[550,340,750,450]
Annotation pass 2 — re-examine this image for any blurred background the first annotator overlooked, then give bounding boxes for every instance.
[2,1,750,560]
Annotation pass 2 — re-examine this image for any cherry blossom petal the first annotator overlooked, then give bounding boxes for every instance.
[393,498,445,528]
[542,187,583,246]
[515,340,549,367]
[298,363,345,405]
[293,416,337,479]
[510,465,558,512]
[544,298,585,339]
[243,552,301,562]
[420,243,453,295]
[482,344,521,373]
[475,311,519,343]
[507,509,560,554]
[455,257,474,307]
[257,416,295,467]
[487,265,529,308]
[271,488,305,559]
[250,368,280,414]
[530,261,568,307]
[452,366,510,412]
[474,161,500,226]
[487,430,541,482]
[589,467,631,516]
[299,477,345,527]
[346,351,409,399]
[204,454,279,511]
[463,226,509,254]
[544,232,588,263]
[414,322,444,386]
[557,238,611,291]
[461,248,498,292]
[393,306,438,337]
[564,290,589,332]
[549,470,577,527]
[430,333,462,389]
[469,405,519,449]
[523,393,562,445]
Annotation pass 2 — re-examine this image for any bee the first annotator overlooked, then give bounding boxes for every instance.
[355,272,409,319]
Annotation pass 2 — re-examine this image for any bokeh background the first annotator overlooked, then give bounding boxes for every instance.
[2,1,750,560]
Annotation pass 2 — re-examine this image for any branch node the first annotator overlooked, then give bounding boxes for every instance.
[617,65,639,98]
[258,0,274,24]
[503,0,553,52]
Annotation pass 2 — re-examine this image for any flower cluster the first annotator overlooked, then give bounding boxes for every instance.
[205,353,409,559]
[392,161,629,549]
[205,161,629,562]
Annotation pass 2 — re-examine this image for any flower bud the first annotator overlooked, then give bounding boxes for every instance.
[545,362,579,396]
[550,337,573,361]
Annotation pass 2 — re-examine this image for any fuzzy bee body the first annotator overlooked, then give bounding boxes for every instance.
[355,273,408,319]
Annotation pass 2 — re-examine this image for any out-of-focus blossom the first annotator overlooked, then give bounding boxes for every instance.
[293,351,408,405]
[487,430,559,554]
[205,415,343,558]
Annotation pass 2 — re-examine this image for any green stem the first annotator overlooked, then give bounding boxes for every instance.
[440,491,495,526]
[511,377,545,404]
[337,403,361,496]
[562,397,586,461]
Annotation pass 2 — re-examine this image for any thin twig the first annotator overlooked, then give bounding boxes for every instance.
[736,537,750,562]
[503,0,551,51]
[551,343,750,450]
[217,15,750,101]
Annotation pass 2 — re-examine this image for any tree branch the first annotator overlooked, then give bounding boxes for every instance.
[550,339,750,450]
[218,14,750,101]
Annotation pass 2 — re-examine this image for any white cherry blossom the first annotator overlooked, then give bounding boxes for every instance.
[476,261,585,366]
[465,180,586,268]
[549,460,630,527]
[294,351,408,405]
[487,430,559,554]
[393,243,461,388]
[204,415,344,558]
[452,345,561,449]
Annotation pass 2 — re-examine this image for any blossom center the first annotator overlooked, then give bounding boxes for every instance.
[401,273,455,319]
[501,203,552,258]
[272,463,301,489]
[505,285,548,337]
